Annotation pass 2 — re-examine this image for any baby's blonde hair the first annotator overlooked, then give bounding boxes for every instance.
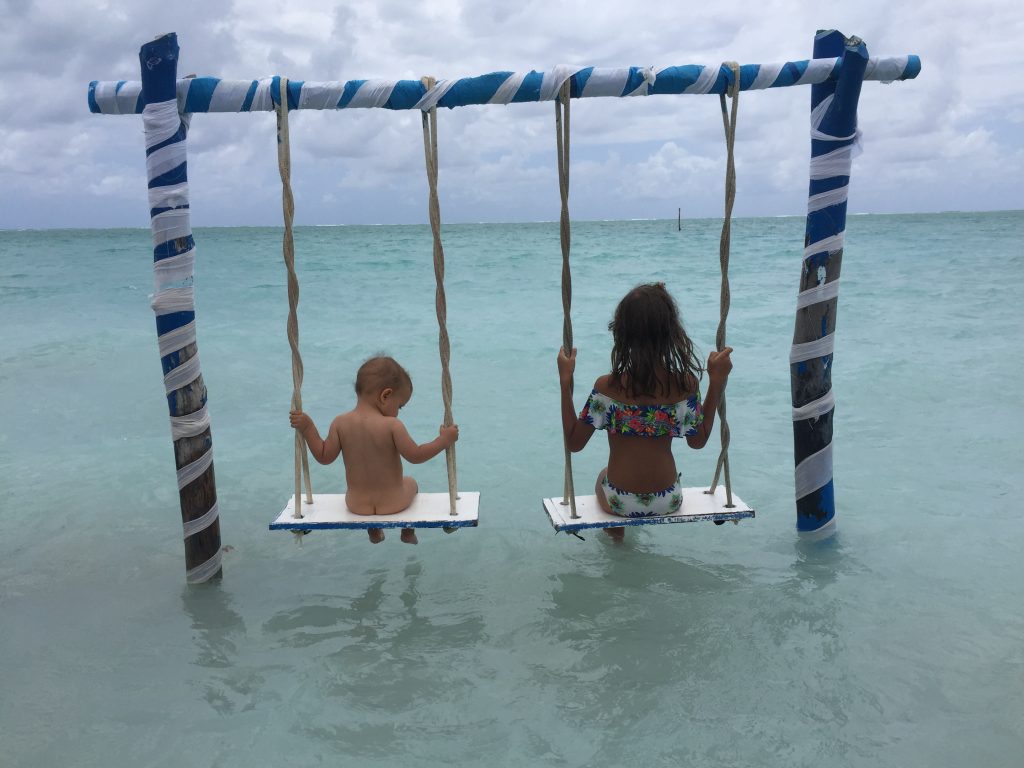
[355,356,412,396]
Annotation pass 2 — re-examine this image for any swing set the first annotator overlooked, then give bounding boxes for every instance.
[89,32,919,582]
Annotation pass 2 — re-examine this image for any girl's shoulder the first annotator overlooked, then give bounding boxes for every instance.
[594,373,699,405]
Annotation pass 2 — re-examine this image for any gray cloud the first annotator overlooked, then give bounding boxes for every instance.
[2,0,1022,229]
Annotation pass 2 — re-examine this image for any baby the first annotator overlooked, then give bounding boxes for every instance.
[289,356,459,545]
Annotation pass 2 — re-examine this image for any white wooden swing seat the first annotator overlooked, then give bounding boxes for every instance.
[543,486,753,533]
[270,492,480,531]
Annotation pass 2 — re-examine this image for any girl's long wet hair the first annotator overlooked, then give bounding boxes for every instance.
[609,283,703,398]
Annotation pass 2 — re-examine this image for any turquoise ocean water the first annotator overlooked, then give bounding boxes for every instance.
[2,212,1022,766]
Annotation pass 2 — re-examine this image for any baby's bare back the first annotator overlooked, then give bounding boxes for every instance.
[336,410,414,515]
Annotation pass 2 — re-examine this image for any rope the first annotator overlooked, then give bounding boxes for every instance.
[275,77,314,519]
[420,76,459,516]
[707,62,740,508]
[555,81,578,520]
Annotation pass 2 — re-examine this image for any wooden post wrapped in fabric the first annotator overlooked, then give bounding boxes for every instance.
[790,30,867,537]
[140,33,222,581]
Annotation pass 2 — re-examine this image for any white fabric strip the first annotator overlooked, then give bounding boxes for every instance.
[807,185,850,213]
[792,390,835,422]
[185,548,223,584]
[153,249,195,292]
[809,143,860,179]
[183,501,219,539]
[93,81,121,114]
[798,59,835,85]
[581,68,629,98]
[627,67,657,96]
[148,181,190,212]
[246,79,274,111]
[177,447,213,490]
[157,319,197,357]
[796,279,840,309]
[804,232,845,259]
[163,353,202,394]
[795,443,833,500]
[415,79,458,111]
[151,209,191,247]
[116,83,142,114]
[684,64,718,94]
[809,96,830,131]
[790,334,835,364]
[540,65,582,101]
[489,72,527,105]
[865,55,909,84]
[751,62,784,90]
[209,81,252,112]
[170,404,210,440]
[298,83,346,110]
[151,286,195,315]
[348,79,397,108]
[146,142,187,181]
[143,101,180,149]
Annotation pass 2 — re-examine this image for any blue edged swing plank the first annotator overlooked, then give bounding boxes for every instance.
[270,492,479,531]
[543,487,753,532]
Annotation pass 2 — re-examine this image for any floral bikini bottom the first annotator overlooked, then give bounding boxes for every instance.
[601,474,684,518]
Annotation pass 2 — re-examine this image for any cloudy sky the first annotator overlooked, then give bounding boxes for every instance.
[2,0,1022,229]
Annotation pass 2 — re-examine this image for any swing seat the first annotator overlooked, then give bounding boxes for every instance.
[270,492,480,531]
[542,486,753,533]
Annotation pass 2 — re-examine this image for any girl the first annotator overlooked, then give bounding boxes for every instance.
[557,283,733,541]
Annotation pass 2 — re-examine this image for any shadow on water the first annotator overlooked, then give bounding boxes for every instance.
[259,561,489,760]
[519,531,883,765]
[180,581,269,716]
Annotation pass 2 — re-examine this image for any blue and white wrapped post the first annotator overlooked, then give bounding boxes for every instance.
[791,30,867,538]
[141,33,222,581]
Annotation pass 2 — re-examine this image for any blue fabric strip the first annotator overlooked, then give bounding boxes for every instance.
[386,81,425,110]
[148,164,188,189]
[87,81,100,113]
[149,203,190,219]
[337,80,364,108]
[575,67,594,94]
[649,65,702,95]
[154,234,195,261]
[240,80,258,112]
[511,71,543,103]
[184,77,216,113]
[155,311,195,337]
[139,34,179,105]
[796,481,834,530]
[146,122,187,156]
[442,72,511,108]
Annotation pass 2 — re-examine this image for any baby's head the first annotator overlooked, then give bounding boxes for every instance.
[355,356,413,412]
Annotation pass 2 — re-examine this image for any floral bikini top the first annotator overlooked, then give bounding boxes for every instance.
[580,389,703,438]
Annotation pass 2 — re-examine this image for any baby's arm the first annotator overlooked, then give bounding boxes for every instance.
[392,419,458,464]
[686,347,733,449]
[289,411,343,464]
[557,347,595,453]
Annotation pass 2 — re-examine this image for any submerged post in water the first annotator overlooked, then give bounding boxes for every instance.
[790,30,867,537]
[141,33,222,581]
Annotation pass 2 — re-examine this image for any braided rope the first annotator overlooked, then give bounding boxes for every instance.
[555,81,578,519]
[707,62,740,508]
[275,78,314,518]
[420,76,459,516]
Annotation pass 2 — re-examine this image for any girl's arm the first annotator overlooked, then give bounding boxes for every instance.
[558,347,595,453]
[392,420,459,464]
[686,347,733,450]
[290,411,343,464]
